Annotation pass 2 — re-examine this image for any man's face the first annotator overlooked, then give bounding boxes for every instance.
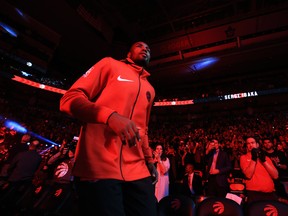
[185,164,194,174]
[214,140,220,150]
[246,137,258,152]
[263,139,273,151]
[128,42,151,67]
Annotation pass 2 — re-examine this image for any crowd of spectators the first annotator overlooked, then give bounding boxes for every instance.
[0,92,288,215]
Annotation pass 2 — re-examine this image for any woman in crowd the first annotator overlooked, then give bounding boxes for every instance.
[153,144,170,202]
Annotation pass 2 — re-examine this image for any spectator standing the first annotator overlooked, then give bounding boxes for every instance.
[0,139,42,213]
[193,141,204,171]
[205,139,232,197]
[153,144,170,201]
[240,136,279,203]
[262,137,288,198]
[166,144,179,196]
[6,139,42,184]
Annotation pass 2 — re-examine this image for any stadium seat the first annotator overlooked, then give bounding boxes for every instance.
[158,195,196,216]
[196,197,244,216]
[245,199,288,216]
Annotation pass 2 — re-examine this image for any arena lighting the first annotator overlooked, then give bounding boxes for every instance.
[156,88,288,106]
[0,22,18,37]
[12,75,67,94]
[39,146,55,155]
[8,74,288,106]
[3,118,60,147]
[15,8,25,18]
[4,120,27,134]
[190,57,218,71]
[154,100,194,106]
[20,71,32,77]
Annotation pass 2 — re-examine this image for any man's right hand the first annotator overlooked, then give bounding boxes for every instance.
[107,112,141,147]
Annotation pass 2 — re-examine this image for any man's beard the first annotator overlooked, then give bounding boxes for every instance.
[134,59,149,68]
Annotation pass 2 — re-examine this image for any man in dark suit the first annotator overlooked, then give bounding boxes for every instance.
[181,163,203,197]
[205,139,232,197]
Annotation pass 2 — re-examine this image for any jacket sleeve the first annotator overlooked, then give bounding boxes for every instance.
[142,134,153,163]
[60,57,116,124]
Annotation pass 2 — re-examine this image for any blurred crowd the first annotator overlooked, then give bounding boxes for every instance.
[0,93,288,215]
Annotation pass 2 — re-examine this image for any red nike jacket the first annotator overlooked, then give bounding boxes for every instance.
[60,57,155,181]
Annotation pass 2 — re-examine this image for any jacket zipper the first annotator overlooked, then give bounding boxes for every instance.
[129,70,142,119]
[119,69,142,181]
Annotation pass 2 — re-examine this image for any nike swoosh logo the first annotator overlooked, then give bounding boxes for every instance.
[117,75,134,82]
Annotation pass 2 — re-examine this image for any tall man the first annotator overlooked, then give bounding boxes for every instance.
[60,42,158,216]
[205,139,232,197]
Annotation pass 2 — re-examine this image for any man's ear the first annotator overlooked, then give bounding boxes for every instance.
[127,52,131,58]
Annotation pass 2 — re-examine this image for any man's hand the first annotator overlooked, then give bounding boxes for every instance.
[251,148,258,161]
[107,112,141,147]
[147,163,158,185]
[209,168,220,175]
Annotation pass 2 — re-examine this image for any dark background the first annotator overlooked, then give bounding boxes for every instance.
[1,0,288,116]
